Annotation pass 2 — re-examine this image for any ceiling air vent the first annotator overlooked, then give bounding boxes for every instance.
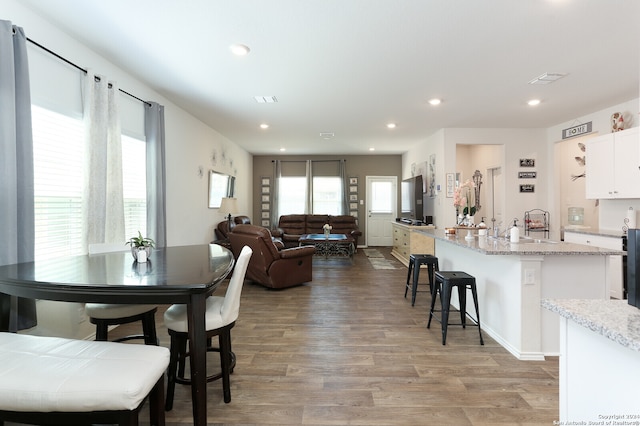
[528,72,568,85]
[254,96,278,103]
[319,132,335,139]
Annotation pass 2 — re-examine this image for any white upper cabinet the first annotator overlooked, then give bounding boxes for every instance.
[585,127,640,199]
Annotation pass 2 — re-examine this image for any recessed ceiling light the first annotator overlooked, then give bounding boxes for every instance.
[369,147,375,151]
[528,99,541,106]
[229,44,250,56]
[279,148,286,152]
[428,98,442,106]
[387,123,396,129]
[260,123,269,129]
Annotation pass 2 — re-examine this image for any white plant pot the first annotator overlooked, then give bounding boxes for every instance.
[131,246,152,263]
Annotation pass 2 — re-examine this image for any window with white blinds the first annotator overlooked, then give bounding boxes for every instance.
[121,135,147,238]
[32,105,146,260]
[32,105,84,260]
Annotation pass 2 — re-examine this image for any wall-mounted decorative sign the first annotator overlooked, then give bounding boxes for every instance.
[520,184,535,193]
[518,171,537,179]
[520,159,535,167]
[446,173,455,198]
[562,121,592,139]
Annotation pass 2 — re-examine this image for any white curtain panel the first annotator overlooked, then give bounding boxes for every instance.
[82,72,125,248]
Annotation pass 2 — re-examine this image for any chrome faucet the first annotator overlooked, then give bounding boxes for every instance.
[491,219,502,239]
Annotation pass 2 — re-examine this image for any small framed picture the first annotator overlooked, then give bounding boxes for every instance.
[349,177,358,185]
[350,211,358,218]
[349,202,358,210]
[261,211,269,219]
[261,195,269,202]
[261,177,270,186]
[261,203,269,210]
[520,159,535,167]
[349,194,358,201]
[520,184,535,193]
[261,185,270,194]
[349,186,357,193]
[518,171,537,179]
[261,219,270,227]
[446,173,455,198]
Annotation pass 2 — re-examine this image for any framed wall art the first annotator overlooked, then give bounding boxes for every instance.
[520,184,535,193]
[446,173,455,198]
[518,171,537,179]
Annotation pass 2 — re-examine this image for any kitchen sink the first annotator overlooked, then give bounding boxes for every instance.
[486,236,557,244]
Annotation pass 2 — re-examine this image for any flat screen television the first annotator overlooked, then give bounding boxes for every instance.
[401,175,423,222]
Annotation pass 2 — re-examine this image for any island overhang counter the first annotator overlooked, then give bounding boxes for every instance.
[416,229,623,360]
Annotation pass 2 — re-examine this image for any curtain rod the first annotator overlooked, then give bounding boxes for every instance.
[26,36,151,107]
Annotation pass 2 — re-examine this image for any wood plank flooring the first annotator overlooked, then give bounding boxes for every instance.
[110,247,559,425]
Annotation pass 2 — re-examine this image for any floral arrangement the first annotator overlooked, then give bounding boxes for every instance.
[323,223,332,231]
[453,179,477,217]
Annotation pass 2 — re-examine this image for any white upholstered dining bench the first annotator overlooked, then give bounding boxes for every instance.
[0,332,169,426]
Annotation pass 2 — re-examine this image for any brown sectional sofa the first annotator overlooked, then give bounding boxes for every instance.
[271,214,362,249]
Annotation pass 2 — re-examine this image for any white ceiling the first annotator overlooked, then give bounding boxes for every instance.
[20,0,640,155]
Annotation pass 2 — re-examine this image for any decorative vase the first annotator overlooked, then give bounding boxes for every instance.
[324,229,330,238]
[131,246,152,263]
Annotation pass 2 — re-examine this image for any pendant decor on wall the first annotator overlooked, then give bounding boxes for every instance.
[472,170,482,212]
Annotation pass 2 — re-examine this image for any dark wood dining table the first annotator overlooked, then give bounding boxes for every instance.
[0,244,234,426]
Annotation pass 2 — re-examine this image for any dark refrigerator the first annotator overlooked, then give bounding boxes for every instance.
[626,229,640,308]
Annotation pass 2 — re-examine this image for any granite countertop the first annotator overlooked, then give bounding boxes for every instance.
[542,299,640,352]
[416,229,624,256]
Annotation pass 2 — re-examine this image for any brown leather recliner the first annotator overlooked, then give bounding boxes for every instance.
[215,215,251,241]
[228,224,315,289]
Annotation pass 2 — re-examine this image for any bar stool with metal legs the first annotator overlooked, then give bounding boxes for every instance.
[427,271,484,345]
[404,254,439,306]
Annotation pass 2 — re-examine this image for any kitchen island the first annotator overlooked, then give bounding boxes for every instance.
[417,229,623,360]
[542,299,640,422]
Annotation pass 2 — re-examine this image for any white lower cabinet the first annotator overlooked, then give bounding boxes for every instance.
[563,231,624,299]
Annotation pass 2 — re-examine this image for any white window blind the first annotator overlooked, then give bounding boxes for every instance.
[32,105,147,260]
[312,176,342,215]
[32,105,84,260]
[277,177,306,216]
[122,135,147,238]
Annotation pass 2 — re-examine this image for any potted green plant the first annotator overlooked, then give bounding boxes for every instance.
[126,231,155,262]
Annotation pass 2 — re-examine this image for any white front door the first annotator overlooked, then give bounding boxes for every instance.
[366,176,397,246]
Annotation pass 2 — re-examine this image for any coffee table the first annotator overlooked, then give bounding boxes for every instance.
[298,234,355,258]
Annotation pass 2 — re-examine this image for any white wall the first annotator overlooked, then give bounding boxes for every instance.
[4,3,252,339]
[547,98,640,233]
[404,128,547,231]
[404,97,639,238]
[4,2,252,246]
